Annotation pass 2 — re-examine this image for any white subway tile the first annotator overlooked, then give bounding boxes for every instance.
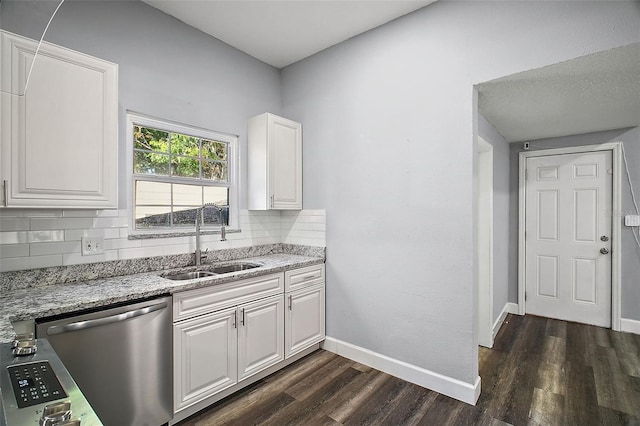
[118,246,164,260]
[96,209,122,217]
[64,229,103,241]
[0,209,62,218]
[28,230,65,243]
[162,244,191,256]
[92,217,128,228]
[30,241,81,256]
[31,218,93,230]
[63,250,117,266]
[0,218,30,231]
[62,210,99,218]
[0,231,28,244]
[104,228,121,239]
[0,255,63,272]
[104,238,142,250]
[0,244,29,258]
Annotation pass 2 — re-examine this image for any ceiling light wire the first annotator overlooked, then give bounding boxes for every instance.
[1,0,65,97]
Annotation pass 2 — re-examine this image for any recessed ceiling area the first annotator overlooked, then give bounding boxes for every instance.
[142,0,435,68]
[477,43,640,143]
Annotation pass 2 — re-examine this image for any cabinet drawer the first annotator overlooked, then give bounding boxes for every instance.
[174,273,284,322]
[285,264,325,292]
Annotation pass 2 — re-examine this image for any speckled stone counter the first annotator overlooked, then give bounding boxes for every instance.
[0,253,324,343]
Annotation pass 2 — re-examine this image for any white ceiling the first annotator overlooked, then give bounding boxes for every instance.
[143,1,638,143]
[143,0,435,68]
[477,43,640,143]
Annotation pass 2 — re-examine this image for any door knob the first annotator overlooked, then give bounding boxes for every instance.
[600,248,610,254]
[600,235,609,242]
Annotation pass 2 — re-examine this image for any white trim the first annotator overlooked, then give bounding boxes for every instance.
[321,337,481,405]
[477,137,494,349]
[620,318,640,335]
[492,302,519,341]
[518,142,622,330]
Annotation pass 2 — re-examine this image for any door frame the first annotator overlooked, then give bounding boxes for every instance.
[518,142,622,331]
[477,137,494,348]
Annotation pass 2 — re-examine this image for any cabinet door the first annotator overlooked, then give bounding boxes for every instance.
[285,284,325,359]
[237,294,284,381]
[174,308,237,413]
[269,115,302,209]
[0,31,117,208]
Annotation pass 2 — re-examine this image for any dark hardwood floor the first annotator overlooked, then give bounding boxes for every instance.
[178,314,640,425]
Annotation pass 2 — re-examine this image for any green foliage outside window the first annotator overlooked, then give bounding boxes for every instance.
[133,125,228,181]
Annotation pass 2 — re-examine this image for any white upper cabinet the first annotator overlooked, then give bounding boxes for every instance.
[248,113,302,210]
[0,31,118,209]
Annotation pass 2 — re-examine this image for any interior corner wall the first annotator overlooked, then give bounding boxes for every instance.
[478,115,510,324]
[508,127,640,321]
[281,0,640,388]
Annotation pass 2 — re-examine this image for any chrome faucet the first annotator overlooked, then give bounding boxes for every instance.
[194,203,227,266]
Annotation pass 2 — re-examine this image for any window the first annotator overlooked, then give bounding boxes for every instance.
[127,113,238,233]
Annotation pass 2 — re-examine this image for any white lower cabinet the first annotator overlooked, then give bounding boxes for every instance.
[174,307,237,412]
[285,284,325,359]
[172,265,325,421]
[238,295,284,381]
[174,294,283,412]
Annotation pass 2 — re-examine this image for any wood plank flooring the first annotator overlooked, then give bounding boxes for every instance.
[178,314,640,425]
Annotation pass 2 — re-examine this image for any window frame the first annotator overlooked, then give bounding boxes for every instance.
[126,112,239,236]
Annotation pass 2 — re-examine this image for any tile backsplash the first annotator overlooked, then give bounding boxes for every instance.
[0,208,326,272]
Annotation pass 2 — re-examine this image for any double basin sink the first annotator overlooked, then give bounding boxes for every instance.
[162,262,261,281]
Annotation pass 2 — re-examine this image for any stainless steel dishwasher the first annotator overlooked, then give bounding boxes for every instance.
[36,296,173,426]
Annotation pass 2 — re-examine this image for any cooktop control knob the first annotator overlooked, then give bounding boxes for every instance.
[40,401,72,426]
[12,333,37,356]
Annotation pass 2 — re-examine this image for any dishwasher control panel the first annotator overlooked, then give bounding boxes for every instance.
[8,361,67,408]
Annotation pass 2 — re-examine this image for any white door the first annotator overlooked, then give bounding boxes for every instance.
[525,151,612,327]
[173,308,237,412]
[237,295,284,382]
[285,284,325,358]
[269,115,302,209]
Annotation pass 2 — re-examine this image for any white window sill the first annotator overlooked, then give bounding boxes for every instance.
[128,228,241,240]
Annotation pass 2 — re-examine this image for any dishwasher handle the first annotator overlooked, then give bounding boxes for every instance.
[45,301,168,336]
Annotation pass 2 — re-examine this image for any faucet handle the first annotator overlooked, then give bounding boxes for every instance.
[200,248,209,261]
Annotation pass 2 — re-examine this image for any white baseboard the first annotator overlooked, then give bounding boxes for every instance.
[620,318,640,335]
[321,337,480,405]
[492,302,519,340]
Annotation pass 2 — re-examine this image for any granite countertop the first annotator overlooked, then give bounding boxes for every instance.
[0,253,324,343]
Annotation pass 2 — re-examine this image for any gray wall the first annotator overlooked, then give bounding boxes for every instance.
[508,127,640,321]
[478,115,510,323]
[282,1,640,384]
[0,0,282,209]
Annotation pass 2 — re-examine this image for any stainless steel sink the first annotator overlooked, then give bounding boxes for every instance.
[208,263,260,274]
[163,271,216,280]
